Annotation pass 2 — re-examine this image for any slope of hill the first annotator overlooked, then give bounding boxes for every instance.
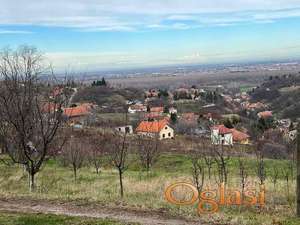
[250,74,300,119]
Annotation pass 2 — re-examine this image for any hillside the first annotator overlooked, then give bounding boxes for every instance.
[250,73,300,119]
[72,86,144,112]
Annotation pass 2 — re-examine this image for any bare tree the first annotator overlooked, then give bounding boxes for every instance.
[108,131,130,198]
[61,135,87,181]
[237,155,248,196]
[213,144,231,186]
[188,138,205,194]
[88,133,109,174]
[136,133,160,173]
[203,144,215,180]
[0,46,65,191]
[255,140,267,186]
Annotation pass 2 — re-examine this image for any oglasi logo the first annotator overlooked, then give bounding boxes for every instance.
[165,182,265,214]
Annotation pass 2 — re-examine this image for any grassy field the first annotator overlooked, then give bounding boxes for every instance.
[0,212,133,225]
[0,153,299,225]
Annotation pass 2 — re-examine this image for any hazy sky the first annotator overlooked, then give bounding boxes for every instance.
[0,0,300,71]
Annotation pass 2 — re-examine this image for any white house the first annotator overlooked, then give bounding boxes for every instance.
[211,125,233,145]
[136,120,174,140]
[128,104,147,113]
[168,107,177,114]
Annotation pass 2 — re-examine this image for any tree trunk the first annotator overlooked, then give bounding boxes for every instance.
[297,124,300,216]
[73,165,77,182]
[29,172,35,192]
[118,168,124,198]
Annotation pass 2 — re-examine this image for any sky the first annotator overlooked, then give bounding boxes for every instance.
[0,0,300,72]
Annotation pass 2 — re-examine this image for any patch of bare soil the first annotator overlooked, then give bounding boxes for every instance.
[0,198,205,225]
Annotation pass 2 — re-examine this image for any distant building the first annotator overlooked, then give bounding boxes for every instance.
[230,128,250,145]
[242,102,266,111]
[257,111,273,119]
[128,104,147,113]
[115,125,133,134]
[63,103,94,118]
[211,125,233,145]
[63,103,95,126]
[287,130,297,141]
[211,125,250,145]
[168,107,177,114]
[278,119,291,129]
[136,119,174,140]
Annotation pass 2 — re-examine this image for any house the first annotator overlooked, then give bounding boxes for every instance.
[63,104,92,118]
[168,107,177,114]
[136,119,174,140]
[211,125,233,145]
[286,130,297,141]
[242,102,266,111]
[63,103,95,126]
[115,125,133,134]
[230,129,250,144]
[128,104,147,113]
[278,119,291,129]
[257,111,273,119]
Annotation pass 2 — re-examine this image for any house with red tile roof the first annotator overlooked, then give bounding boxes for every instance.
[136,119,174,140]
[230,128,250,144]
[211,125,233,145]
[211,125,250,145]
[63,104,93,118]
[257,111,273,119]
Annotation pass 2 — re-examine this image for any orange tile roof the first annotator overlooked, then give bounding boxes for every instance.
[211,125,232,134]
[63,105,92,117]
[136,120,168,133]
[258,111,273,119]
[230,129,250,142]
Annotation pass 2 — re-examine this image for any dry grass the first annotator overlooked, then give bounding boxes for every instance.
[0,154,299,225]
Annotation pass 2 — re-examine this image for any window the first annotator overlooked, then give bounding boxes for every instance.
[125,127,130,133]
[165,126,168,129]
[119,128,121,131]
[163,134,165,138]
[168,132,171,137]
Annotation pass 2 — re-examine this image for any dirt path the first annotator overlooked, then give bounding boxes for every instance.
[0,198,202,225]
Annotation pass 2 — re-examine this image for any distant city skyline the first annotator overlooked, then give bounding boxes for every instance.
[1,0,300,72]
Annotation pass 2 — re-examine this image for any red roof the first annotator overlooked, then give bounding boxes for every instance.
[63,104,92,117]
[212,125,232,134]
[136,120,168,133]
[258,111,273,119]
[230,129,250,142]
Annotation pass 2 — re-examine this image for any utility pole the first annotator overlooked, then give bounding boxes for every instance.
[297,123,300,216]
